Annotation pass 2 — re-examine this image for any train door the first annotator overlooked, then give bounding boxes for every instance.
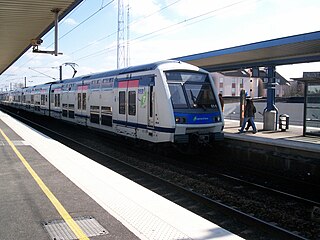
[76,82,87,125]
[116,79,138,138]
[136,76,155,141]
[147,83,155,128]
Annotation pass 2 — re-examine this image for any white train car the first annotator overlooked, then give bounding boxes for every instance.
[1,60,224,144]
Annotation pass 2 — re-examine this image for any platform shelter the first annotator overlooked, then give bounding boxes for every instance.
[293,72,320,136]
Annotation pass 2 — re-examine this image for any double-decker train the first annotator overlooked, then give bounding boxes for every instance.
[0,60,224,144]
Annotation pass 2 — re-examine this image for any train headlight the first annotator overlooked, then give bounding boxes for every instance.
[175,117,186,123]
[214,116,221,122]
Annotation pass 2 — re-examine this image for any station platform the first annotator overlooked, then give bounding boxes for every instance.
[0,110,243,240]
[221,119,319,185]
[223,119,320,155]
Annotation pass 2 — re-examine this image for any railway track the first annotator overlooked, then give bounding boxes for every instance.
[2,106,319,239]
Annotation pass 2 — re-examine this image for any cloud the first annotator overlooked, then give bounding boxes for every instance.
[129,0,174,35]
[129,0,161,17]
[63,18,77,26]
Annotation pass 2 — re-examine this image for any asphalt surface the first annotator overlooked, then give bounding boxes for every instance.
[0,118,139,240]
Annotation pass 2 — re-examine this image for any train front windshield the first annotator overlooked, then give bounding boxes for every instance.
[166,71,218,110]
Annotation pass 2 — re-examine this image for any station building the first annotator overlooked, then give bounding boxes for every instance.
[211,69,290,98]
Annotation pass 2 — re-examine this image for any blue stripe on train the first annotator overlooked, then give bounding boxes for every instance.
[174,112,221,124]
[112,120,175,133]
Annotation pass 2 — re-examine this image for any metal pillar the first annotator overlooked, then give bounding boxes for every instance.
[266,66,276,111]
[263,66,278,130]
[240,89,246,126]
[59,65,62,80]
[52,8,60,56]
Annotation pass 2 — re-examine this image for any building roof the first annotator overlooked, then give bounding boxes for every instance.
[216,69,290,86]
[292,72,320,83]
[0,0,83,75]
[217,69,250,77]
[258,70,290,86]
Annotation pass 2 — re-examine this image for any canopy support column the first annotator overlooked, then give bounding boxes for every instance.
[263,66,278,130]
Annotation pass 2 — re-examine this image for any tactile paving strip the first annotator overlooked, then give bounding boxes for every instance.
[0,140,30,146]
[11,140,30,146]
[100,187,192,240]
[42,216,108,240]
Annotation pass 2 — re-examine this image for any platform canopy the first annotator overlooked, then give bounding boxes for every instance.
[0,0,83,75]
[174,31,320,72]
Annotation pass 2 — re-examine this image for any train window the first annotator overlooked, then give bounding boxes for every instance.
[168,84,188,109]
[165,71,208,83]
[82,93,86,110]
[185,84,217,109]
[90,113,99,124]
[41,95,45,105]
[31,95,34,104]
[119,91,125,114]
[149,86,153,118]
[101,115,112,126]
[55,94,61,107]
[90,105,100,112]
[128,91,136,116]
[101,106,112,115]
[78,93,81,110]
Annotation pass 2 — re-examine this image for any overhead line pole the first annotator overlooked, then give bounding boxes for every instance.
[117,0,125,69]
[126,3,130,67]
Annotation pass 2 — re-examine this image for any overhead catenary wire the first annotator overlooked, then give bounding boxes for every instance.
[70,0,183,57]
[2,0,253,87]
[5,0,114,78]
[74,0,250,63]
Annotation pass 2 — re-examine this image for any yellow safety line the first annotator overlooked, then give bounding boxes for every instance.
[0,129,89,240]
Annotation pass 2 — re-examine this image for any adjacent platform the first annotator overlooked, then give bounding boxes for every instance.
[222,119,320,185]
[0,111,242,240]
[223,119,320,156]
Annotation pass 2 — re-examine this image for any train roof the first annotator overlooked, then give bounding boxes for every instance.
[59,60,181,84]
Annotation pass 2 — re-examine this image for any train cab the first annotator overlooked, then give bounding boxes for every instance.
[165,69,224,143]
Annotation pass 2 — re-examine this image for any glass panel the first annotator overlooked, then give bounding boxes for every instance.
[168,84,188,109]
[165,71,208,83]
[77,93,81,110]
[41,95,45,105]
[185,84,217,109]
[82,93,86,110]
[119,91,125,114]
[128,91,136,116]
[149,86,153,118]
[90,114,99,123]
[305,83,320,136]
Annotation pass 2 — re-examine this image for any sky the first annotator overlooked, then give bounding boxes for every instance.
[1,0,320,90]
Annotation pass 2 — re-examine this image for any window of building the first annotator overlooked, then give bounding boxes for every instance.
[231,88,236,96]
[240,79,244,88]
